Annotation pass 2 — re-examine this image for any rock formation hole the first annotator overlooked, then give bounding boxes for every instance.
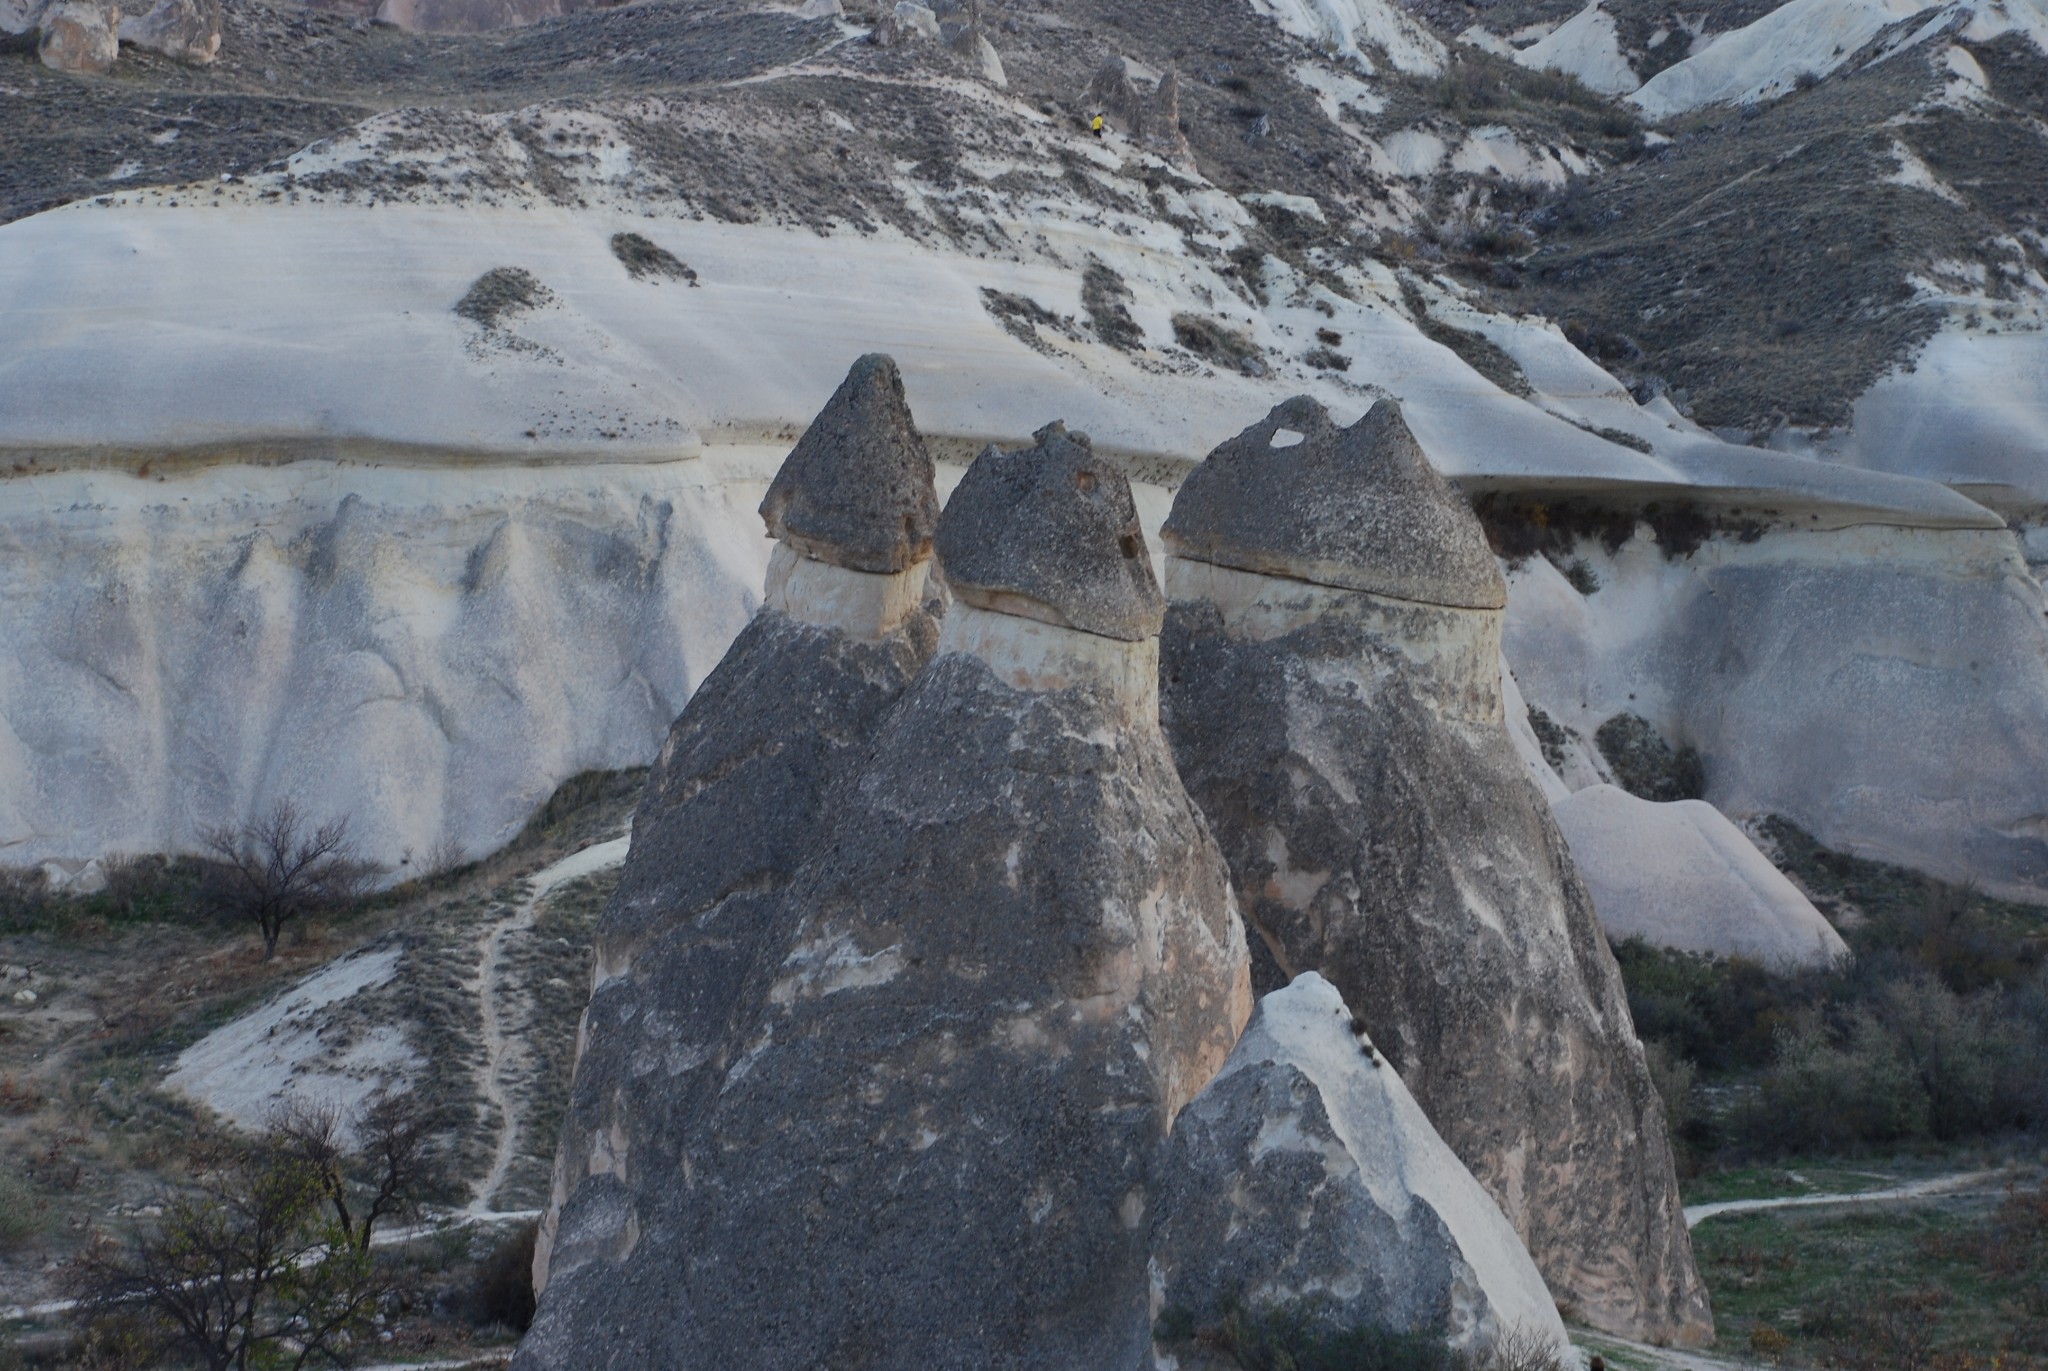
[1270,427,1305,447]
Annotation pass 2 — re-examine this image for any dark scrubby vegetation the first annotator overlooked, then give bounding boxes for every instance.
[0,855,212,938]
[982,287,1079,351]
[1518,42,2048,436]
[1082,260,1144,351]
[1400,284,1535,397]
[1472,491,1764,566]
[454,266,553,330]
[1613,819,2048,1166]
[1593,712,1704,802]
[609,231,697,284]
[1173,312,1259,369]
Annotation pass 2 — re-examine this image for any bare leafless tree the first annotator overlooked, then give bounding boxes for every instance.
[67,1150,378,1371]
[268,1090,439,1256]
[201,801,380,960]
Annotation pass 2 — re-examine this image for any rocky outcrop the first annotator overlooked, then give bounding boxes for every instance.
[527,355,942,1295]
[1503,528,2048,904]
[117,0,218,62]
[37,0,117,72]
[1158,397,1712,1346]
[518,423,1250,1369]
[1552,786,1849,970]
[1086,57,1192,162]
[1,0,50,36]
[1154,973,1571,1359]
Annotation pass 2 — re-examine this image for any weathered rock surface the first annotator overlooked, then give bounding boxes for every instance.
[1086,57,1191,162]
[757,353,938,575]
[937,421,1163,641]
[519,435,1249,1370]
[116,0,219,61]
[1553,785,1849,970]
[1161,396,1504,610]
[0,463,765,878]
[1154,973,1570,1358]
[366,0,585,33]
[528,356,943,1293]
[1159,398,1711,1346]
[1503,529,2048,903]
[37,0,116,72]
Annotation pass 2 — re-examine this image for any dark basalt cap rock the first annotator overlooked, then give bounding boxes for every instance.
[1163,396,1507,611]
[758,353,940,574]
[935,421,1165,641]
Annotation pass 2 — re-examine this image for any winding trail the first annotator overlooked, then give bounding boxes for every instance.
[467,834,632,1216]
[1682,1167,2011,1228]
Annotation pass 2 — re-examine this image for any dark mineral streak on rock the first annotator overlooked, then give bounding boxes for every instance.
[757,352,939,574]
[936,420,1164,640]
[519,355,941,1352]
[1158,397,1712,1347]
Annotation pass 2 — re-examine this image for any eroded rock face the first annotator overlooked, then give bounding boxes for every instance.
[1158,398,1712,1346]
[37,0,117,73]
[520,434,1249,1370]
[1162,396,1504,611]
[1,0,51,36]
[117,0,218,62]
[1154,973,1570,1358]
[367,0,589,33]
[525,355,943,1300]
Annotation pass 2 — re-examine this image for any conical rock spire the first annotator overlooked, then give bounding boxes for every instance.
[758,352,939,574]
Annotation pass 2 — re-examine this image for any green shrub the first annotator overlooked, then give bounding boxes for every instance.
[1747,1010,1930,1152]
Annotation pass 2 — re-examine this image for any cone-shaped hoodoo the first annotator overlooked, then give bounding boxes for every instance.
[1157,397,1713,1346]
[521,355,942,1344]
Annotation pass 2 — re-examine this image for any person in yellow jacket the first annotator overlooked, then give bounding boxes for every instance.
[1090,113,1105,138]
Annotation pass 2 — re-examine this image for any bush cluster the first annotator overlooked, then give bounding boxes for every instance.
[1612,824,2048,1159]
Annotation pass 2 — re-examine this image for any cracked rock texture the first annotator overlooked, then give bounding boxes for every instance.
[520,437,1248,1369]
[1153,973,1570,1359]
[1158,398,1711,1347]
[36,0,117,72]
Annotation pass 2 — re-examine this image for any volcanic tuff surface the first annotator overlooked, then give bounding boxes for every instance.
[521,408,1253,1369]
[530,354,942,1295]
[1154,972,1572,1359]
[1158,398,1710,1344]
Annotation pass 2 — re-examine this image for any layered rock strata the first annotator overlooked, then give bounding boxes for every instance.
[526,355,942,1298]
[1154,973,1571,1359]
[520,423,1251,1368]
[1157,397,1712,1345]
